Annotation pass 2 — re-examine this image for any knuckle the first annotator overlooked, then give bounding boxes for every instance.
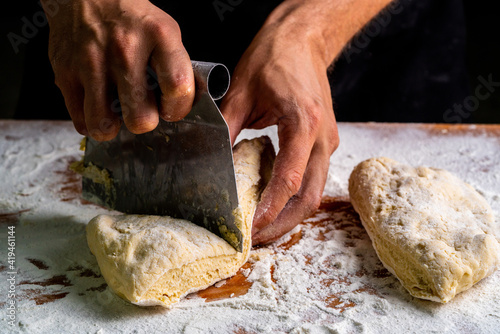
[48,54,67,82]
[290,98,324,140]
[159,69,194,122]
[168,19,182,36]
[145,16,181,40]
[53,74,67,90]
[49,55,75,90]
[144,17,163,35]
[317,132,339,156]
[302,191,322,216]
[109,29,139,71]
[280,169,303,197]
[168,70,194,97]
[305,101,322,132]
[323,123,340,154]
[330,133,340,152]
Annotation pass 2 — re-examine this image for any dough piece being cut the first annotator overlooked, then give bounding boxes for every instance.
[349,157,500,303]
[86,137,274,307]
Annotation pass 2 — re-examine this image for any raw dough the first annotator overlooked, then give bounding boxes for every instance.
[348,157,500,303]
[86,137,274,307]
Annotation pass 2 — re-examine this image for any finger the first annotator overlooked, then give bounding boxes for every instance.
[252,114,317,234]
[110,33,158,134]
[57,79,87,136]
[252,140,331,245]
[221,74,279,145]
[81,45,121,141]
[220,86,255,145]
[150,42,194,122]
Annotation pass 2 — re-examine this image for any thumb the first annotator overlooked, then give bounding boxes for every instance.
[220,88,254,145]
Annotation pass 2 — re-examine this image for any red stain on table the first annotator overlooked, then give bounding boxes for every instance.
[19,275,72,287]
[276,229,303,251]
[67,264,101,278]
[196,262,254,302]
[51,156,93,205]
[194,196,386,315]
[306,197,387,312]
[20,289,70,306]
[27,258,49,270]
[16,257,107,306]
[17,273,73,305]
[233,328,258,334]
[0,209,30,225]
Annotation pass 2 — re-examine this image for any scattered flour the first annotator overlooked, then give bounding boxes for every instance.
[0,121,499,333]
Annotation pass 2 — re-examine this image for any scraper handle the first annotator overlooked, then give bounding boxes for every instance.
[191,61,230,101]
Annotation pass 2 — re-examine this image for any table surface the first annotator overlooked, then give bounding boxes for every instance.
[0,121,499,334]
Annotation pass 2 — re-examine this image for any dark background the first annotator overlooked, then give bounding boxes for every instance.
[1,0,498,123]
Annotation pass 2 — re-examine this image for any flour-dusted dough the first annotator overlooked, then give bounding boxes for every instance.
[349,157,500,303]
[86,137,274,307]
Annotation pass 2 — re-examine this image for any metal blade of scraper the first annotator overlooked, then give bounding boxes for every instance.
[82,61,242,251]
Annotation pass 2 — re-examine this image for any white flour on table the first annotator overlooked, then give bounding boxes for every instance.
[0,121,499,333]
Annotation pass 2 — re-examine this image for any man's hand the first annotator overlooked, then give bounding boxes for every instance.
[222,0,393,245]
[221,13,339,246]
[41,0,195,140]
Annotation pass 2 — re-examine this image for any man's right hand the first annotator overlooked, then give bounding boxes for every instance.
[41,0,195,140]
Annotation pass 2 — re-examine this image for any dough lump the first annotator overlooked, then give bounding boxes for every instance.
[86,137,274,307]
[349,157,499,303]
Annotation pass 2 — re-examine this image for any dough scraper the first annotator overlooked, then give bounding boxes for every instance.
[82,61,243,251]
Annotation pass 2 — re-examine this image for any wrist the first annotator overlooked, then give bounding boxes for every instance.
[262,0,341,68]
[264,0,395,68]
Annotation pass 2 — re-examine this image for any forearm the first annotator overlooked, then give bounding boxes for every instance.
[263,0,395,68]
